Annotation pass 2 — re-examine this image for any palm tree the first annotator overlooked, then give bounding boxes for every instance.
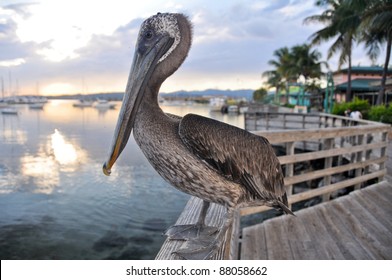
[304,0,361,102]
[262,70,284,103]
[265,47,296,103]
[290,44,327,81]
[291,44,329,106]
[263,44,328,104]
[350,0,392,104]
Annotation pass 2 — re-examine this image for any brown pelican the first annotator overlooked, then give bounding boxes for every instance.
[103,13,292,259]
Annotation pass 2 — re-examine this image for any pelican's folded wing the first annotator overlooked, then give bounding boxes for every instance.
[179,113,289,210]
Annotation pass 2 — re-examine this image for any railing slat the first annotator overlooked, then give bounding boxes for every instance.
[278,141,387,165]
[284,156,387,186]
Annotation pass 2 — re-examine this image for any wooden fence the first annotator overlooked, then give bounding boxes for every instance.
[156,113,390,260]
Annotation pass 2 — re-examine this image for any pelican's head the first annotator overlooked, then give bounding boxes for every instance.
[103,13,192,175]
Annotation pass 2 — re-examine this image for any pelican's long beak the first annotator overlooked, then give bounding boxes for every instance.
[103,35,174,176]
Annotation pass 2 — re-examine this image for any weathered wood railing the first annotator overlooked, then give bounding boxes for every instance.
[156,113,390,260]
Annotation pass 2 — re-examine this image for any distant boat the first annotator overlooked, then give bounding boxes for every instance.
[209,97,226,112]
[73,99,93,108]
[1,107,18,115]
[239,106,248,114]
[0,100,8,108]
[93,99,116,110]
[29,103,44,110]
[28,82,47,109]
[227,105,239,113]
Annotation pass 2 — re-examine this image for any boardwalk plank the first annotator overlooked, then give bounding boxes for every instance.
[294,209,331,259]
[284,213,318,259]
[240,181,392,260]
[335,198,392,259]
[362,182,392,203]
[316,202,371,259]
[241,224,267,260]
[306,205,346,259]
[264,217,293,259]
[315,205,355,259]
[351,191,392,232]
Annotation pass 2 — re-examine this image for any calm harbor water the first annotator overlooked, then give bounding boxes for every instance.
[0,100,244,260]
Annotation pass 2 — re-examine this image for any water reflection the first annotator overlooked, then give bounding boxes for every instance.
[1,115,27,144]
[20,154,59,194]
[18,129,88,194]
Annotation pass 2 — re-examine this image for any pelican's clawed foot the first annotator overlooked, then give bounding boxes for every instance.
[164,224,218,240]
[173,237,221,260]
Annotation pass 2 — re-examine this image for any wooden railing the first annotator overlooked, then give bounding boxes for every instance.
[242,112,390,215]
[156,113,390,260]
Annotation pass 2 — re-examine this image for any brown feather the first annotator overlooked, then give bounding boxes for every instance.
[179,113,290,213]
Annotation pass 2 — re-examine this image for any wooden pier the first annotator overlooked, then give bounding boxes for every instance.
[156,112,391,260]
[241,180,392,259]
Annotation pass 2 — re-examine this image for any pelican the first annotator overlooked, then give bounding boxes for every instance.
[103,13,292,259]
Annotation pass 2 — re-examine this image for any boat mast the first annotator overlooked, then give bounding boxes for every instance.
[1,76,4,99]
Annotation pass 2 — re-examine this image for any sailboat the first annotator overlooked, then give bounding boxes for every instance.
[1,76,18,115]
[0,77,7,108]
[29,82,45,110]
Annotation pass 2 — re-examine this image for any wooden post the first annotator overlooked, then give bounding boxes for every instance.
[378,131,388,181]
[332,117,337,127]
[254,113,257,131]
[266,112,270,131]
[156,198,228,260]
[322,138,334,202]
[319,115,322,128]
[285,142,295,209]
[226,210,240,260]
[354,134,364,190]
[364,134,373,175]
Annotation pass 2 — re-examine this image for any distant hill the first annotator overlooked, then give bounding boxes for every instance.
[161,89,254,100]
[47,89,254,101]
[47,92,124,100]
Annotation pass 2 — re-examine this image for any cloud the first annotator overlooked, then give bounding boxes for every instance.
[0,5,43,62]
[0,58,25,67]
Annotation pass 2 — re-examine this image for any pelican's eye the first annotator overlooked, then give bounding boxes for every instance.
[144,30,154,39]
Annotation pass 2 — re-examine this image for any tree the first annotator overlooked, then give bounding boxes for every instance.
[253,88,268,103]
[266,47,296,103]
[262,70,284,103]
[263,44,327,104]
[290,44,328,81]
[304,0,361,102]
[349,0,392,104]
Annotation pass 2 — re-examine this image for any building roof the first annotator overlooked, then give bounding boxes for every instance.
[370,78,392,88]
[334,66,392,75]
[335,78,380,92]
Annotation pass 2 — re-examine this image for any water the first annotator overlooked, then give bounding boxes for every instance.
[0,100,244,259]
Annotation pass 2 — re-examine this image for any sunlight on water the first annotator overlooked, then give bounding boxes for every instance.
[17,128,89,194]
[51,129,78,165]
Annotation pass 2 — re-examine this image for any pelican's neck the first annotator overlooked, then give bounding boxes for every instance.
[139,84,164,116]
[134,83,175,145]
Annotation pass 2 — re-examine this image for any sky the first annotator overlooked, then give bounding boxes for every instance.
[0,0,385,96]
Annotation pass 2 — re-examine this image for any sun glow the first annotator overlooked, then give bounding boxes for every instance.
[41,83,76,95]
